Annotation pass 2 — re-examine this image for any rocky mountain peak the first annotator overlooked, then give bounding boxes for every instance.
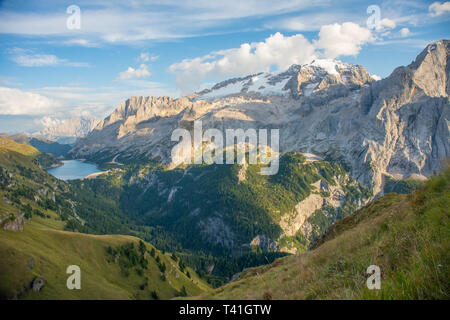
[410,40,449,70]
[195,59,373,101]
[33,116,99,144]
[382,40,449,101]
[95,96,191,133]
[410,39,449,97]
[285,59,373,98]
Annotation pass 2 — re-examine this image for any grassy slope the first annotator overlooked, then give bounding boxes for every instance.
[0,134,71,157]
[0,218,209,299]
[0,138,39,158]
[0,138,210,299]
[197,168,449,300]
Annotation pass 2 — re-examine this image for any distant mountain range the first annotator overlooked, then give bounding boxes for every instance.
[32,116,99,145]
[0,116,100,156]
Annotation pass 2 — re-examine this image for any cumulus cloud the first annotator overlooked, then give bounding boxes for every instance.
[169,32,317,92]
[400,28,411,37]
[118,64,151,80]
[314,22,374,58]
[429,1,450,17]
[38,116,62,128]
[170,22,374,92]
[371,74,382,81]
[0,87,61,115]
[140,53,150,62]
[376,18,396,31]
[0,81,175,127]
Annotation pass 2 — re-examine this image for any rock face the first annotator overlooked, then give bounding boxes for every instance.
[198,214,235,249]
[280,193,323,237]
[31,276,45,292]
[250,235,279,252]
[278,172,366,253]
[34,116,99,144]
[70,40,450,195]
[1,213,24,232]
[27,257,34,270]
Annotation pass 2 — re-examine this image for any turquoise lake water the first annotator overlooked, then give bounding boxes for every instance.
[46,160,103,181]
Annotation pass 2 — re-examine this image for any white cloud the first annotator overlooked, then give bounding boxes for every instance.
[139,52,159,63]
[38,116,62,128]
[0,1,316,43]
[62,39,99,47]
[169,32,317,92]
[170,22,374,92]
[371,74,382,81]
[8,48,89,67]
[0,79,175,120]
[118,64,151,80]
[265,12,358,31]
[400,27,411,37]
[0,76,19,86]
[372,38,431,48]
[140,53,150,62]
[376,18,396,31]
[13,54,59,67]
[0,1,440,47]
[314,22,374,58]
[0,87,61,115]
[429,1,450,17]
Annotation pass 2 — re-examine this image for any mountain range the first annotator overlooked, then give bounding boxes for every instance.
[33,116,99,145]
[70,40,449,197]
[63,40,449,257]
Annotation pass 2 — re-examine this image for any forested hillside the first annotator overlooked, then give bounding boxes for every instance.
[197,167,450,299]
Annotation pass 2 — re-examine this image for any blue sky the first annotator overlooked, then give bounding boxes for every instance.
[0,0,449,133]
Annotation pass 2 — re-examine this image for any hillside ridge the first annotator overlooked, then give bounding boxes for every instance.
[196,166,449,299]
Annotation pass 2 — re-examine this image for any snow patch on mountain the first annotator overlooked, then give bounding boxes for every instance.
[196,59,369,101]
